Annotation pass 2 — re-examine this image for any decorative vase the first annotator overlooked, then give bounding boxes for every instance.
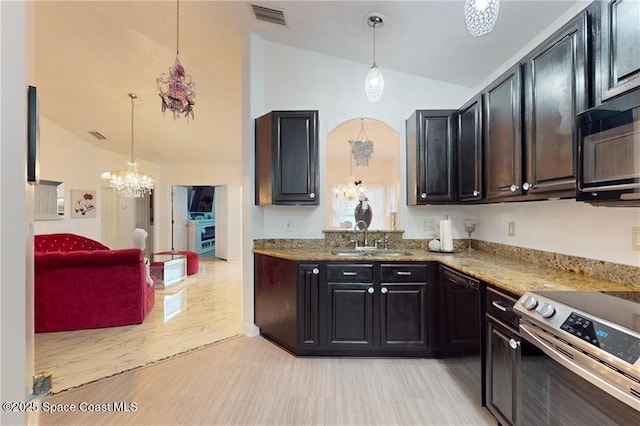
[354,200,372,229]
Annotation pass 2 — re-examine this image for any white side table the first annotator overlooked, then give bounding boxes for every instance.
[151,253,187,289]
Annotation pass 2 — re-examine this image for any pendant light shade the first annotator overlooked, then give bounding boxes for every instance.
[464,0,500,37]
[364,13,384,103]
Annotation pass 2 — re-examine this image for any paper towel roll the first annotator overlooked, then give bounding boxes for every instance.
[439,219,453,252]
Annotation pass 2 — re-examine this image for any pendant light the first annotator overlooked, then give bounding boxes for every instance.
[464,0,500,37]
[109,94,154,198]
[157,0,195,120]
[364,13,385,103]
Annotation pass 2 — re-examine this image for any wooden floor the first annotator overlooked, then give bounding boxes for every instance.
[35,253,242,393]
[34,336,496,425]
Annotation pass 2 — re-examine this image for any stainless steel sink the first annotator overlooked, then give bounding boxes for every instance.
[331,250,365,257]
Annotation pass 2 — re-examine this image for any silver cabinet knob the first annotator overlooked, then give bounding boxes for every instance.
[420,193,427,199]
[522,182,531,191]
[509,339,521,350]
[510,184,519,192]
[312,268,319,275]
[309,193,316,199]
[381,287,388,294]
[367,287,374,294]
[473,190,479,196]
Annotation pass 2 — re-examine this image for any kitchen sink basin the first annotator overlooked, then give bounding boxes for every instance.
[331,249,412,257]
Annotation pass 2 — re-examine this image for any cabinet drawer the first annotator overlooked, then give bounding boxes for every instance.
[440,265,479,289]
[327,264,373,282]
[485,287,519,331]
[380,264,427,282]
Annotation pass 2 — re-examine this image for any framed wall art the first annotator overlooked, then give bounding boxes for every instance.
[70,189,97,218]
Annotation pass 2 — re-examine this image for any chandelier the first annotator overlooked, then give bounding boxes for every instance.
[157,0,195,120]
[109,94,154,198]
[364,13,384,103]
[464,0,500,37]
[349,118,374,168]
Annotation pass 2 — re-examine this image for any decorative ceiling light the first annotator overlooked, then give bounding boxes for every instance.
[349,118,374,168]
[364,13,385,103]
[109,94,154,198]
[464,0,500,37]
[157,0,195,120]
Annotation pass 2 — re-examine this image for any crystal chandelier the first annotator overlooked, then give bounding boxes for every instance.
[349,119,374,168]
[364,14,384,103]
[109,94,154,198]
[464,0,500,37]
[157,0,195,120]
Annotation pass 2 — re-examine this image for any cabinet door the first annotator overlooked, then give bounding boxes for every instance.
[457,95,483,201]
[601,0,640,101]
[483,65,523,200]
[523,12,588,196]
[297,264,321,349]
[379,283,428,349]
[326,282,374,349]
[406,110,456,204]
[255,110,319,205]
[486,321,520,426]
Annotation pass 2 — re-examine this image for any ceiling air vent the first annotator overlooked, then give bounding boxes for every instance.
[252,4,286,26]
[88,131,107,140]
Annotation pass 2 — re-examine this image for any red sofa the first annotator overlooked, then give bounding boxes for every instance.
[34,233,155,332]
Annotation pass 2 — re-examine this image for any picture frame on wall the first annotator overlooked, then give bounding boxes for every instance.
[70,189,97,218]
[27,85,39,183]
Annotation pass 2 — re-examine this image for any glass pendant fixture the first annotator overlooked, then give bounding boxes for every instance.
[364,14,384,103]
[349,118,374,168]
[464,0,500,37]
[109,94,154,198]
[157,0,195,120]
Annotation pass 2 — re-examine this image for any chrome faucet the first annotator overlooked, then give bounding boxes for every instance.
[354,220,369,247]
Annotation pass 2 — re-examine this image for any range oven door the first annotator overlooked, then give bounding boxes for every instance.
[518,323,640,425]
[577,89,640,204]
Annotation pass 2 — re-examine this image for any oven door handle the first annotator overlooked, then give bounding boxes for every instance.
[519,324,637,409]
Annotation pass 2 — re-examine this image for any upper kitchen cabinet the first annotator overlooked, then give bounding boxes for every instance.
[600,0,640,101]
[255,110,319,205]
[406,110,456,205]
[457,95,483,202]
[483,65,523,200]
[522,11,588,197]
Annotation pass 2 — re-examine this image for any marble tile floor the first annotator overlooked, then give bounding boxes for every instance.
[34,253,242,394]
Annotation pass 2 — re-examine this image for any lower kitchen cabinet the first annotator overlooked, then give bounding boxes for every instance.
[254,254,437,356]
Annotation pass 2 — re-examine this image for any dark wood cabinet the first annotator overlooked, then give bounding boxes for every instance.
[485,287,520,426]
[457,95,483,202]
[439,265,481,356]
[600,0,640,101]
[483,64,523,200]
[255,110,319,205]
[522,12,588,197]
[326,263,375,350]
[406,110,456,204]
[297,264,321,349]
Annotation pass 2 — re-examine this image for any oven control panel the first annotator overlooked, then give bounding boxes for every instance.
[560,312,640,364]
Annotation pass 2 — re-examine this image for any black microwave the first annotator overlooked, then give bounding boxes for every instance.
[577,89,640,205]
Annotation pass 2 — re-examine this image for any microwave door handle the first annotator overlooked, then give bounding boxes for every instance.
[519,324,635,407]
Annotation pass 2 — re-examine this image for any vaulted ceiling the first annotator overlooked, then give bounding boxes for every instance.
[33,1,581,165]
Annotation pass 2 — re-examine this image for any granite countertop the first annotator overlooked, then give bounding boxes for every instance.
[252,248,635,296]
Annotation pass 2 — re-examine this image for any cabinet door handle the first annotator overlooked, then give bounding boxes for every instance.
[473,190,479,196]
[510,184,519,192]
[312,268,319,275]
[396,271,412,276]
[523,182,532,191]
[420,193,427,199]
[492,301,509,312]
[368,287,374,294]
[309,192,316,199]
[468,281,479,290]
[381,287,388,294]
[342,271,357,276]
[509,339,521,350]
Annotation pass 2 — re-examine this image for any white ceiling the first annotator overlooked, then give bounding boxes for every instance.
[33,0,582,165]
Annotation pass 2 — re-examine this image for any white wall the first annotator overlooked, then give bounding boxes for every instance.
[1,1,29,423]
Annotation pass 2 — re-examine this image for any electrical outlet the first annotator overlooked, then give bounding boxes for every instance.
[285,219,293,232]
[508,222,515,237]
[423,218,436,232]
[632,227,640,251]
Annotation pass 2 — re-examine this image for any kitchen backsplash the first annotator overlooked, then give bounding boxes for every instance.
[253,234,639,288]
